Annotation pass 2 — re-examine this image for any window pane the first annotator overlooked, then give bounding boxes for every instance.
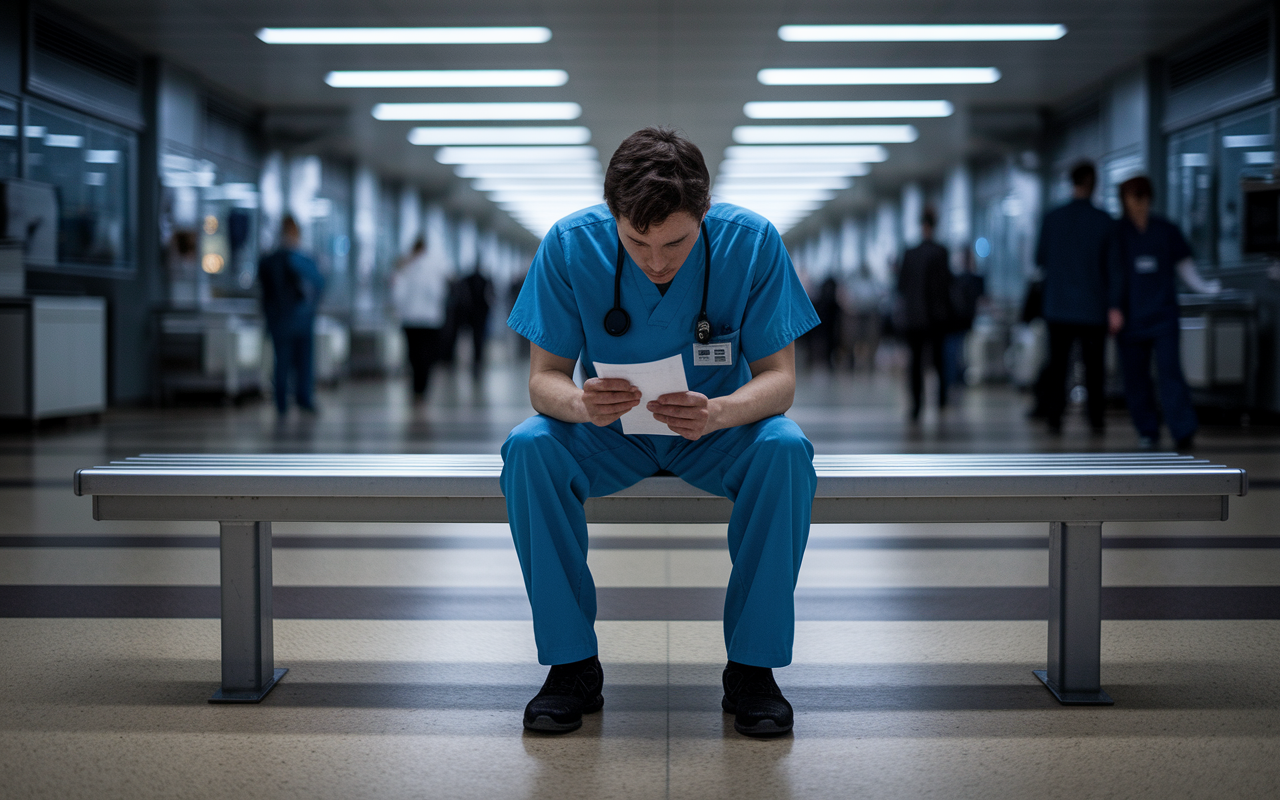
[24,103,134,269]
[1166,125,1215,264]
[1217,107,1274,267]
[0,96,18,179]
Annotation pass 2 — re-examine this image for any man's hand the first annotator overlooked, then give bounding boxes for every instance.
[649,392,716,440]
[582,378,641,426]
[1108,308,1124,335]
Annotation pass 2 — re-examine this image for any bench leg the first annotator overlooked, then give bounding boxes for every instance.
[1034,521,1114,706]
[209,521,287,703]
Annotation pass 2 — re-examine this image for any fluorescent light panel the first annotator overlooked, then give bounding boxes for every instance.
[717,162,870,177]
[733,125,916,144]
[408,127,590,145]
[777,25,1066,42]
[257,27,552,45]
[473,178,603,191]
[455,163,600,178]
[759,67,999,85]
[436,146,597,164]
[327,70,567,87]
[374,102,581,120]
[715,178,852,191]
[745,101,953,119]
[725,145,888,162]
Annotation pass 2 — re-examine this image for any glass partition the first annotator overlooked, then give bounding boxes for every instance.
[0,95,18,179]
[1166,124,1215,264]
[1217,107,1275,267]
[23,101,135,271]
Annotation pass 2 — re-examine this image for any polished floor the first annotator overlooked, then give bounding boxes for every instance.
[2,355,1279,799]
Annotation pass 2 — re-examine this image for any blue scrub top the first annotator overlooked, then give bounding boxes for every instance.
[507,203,819,401]
[1107,214,1192,338]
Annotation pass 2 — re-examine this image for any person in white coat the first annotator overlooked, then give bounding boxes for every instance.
[391,237,452,400]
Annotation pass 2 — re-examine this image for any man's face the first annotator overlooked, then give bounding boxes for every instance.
[616,211,705,284]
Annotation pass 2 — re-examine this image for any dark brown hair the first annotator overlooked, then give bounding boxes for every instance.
[604,127,711,233]
[1119,175,1154,202]
[1069,160,1097,190]
[921,207,937,229]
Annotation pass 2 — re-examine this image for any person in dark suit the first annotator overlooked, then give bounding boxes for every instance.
[258,215,324,416]
[1035,161,1114,435]
[896,208,953,421]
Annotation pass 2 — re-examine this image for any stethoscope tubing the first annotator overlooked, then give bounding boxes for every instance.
[606,219,712,344]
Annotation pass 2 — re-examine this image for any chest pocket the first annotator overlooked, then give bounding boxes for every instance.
[1135,255,1158,274]
[693,328,740,366]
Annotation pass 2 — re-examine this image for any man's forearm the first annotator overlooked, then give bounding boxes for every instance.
[529,369,590,423]
[707,367,794,432]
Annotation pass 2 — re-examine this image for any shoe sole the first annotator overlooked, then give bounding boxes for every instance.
[733,718,792,736]
[522,694,603,733]
[722,697,792,736]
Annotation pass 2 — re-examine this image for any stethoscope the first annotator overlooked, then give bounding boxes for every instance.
[604,220,713,345]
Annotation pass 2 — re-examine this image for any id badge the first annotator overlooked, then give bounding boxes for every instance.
[1135,255,1158,274]
[692,341,733,366]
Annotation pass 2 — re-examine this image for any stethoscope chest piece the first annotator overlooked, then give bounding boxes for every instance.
[603,306,630,336]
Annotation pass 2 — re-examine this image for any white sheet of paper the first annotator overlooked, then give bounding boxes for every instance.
[593,353,688,436]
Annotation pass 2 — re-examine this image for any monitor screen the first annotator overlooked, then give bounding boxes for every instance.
[1242,182,1280,255]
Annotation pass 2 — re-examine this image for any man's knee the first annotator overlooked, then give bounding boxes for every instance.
[503,416,566,458]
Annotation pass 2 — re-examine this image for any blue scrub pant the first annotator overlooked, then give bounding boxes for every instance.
[269,319,315,414]
[500,414,816,668]
[1118,329,1197,441]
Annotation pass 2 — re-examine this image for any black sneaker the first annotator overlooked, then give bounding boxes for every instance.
[523,656,603,733]
[722,661,793,736]
[1174,435,1195,451]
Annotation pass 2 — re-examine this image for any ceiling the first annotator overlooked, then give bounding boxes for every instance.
[52,0,1263,240]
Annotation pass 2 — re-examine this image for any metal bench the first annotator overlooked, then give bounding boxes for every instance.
[74,453,1247,706]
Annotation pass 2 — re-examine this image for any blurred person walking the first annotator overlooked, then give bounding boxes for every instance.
[258,215,324,416]
[456,268,495,377]
[392,236,451,401]
[896,208,953,421]
[1108,175,1221,450]
[1034,161,1113,435]
[945,250,985,387]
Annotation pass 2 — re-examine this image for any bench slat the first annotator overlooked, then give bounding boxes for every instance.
[75,453,1247,499]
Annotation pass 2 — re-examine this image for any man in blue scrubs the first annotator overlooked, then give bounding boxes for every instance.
[1109,175,1219,449]
[259,215,325,416]
[502,127,820,736]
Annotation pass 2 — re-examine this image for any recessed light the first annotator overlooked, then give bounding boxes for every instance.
[777,25,1066,42]
[434,146,598,164]
[758,68,1000,85]
[744,101,953,119]
[407,127,590,146]
[327,70,568,88]
[256,27,552,45]
[725,145,888,162]
[375,103,581,120]
[733,125,917,144]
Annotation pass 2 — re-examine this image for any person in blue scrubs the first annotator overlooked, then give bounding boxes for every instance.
[1109,175,1220,449]
[258,215,325,416]
[502,127,820,736]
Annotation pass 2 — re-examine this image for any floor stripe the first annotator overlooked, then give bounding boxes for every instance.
[1,585,1277,620]
[3,534,1279,550]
